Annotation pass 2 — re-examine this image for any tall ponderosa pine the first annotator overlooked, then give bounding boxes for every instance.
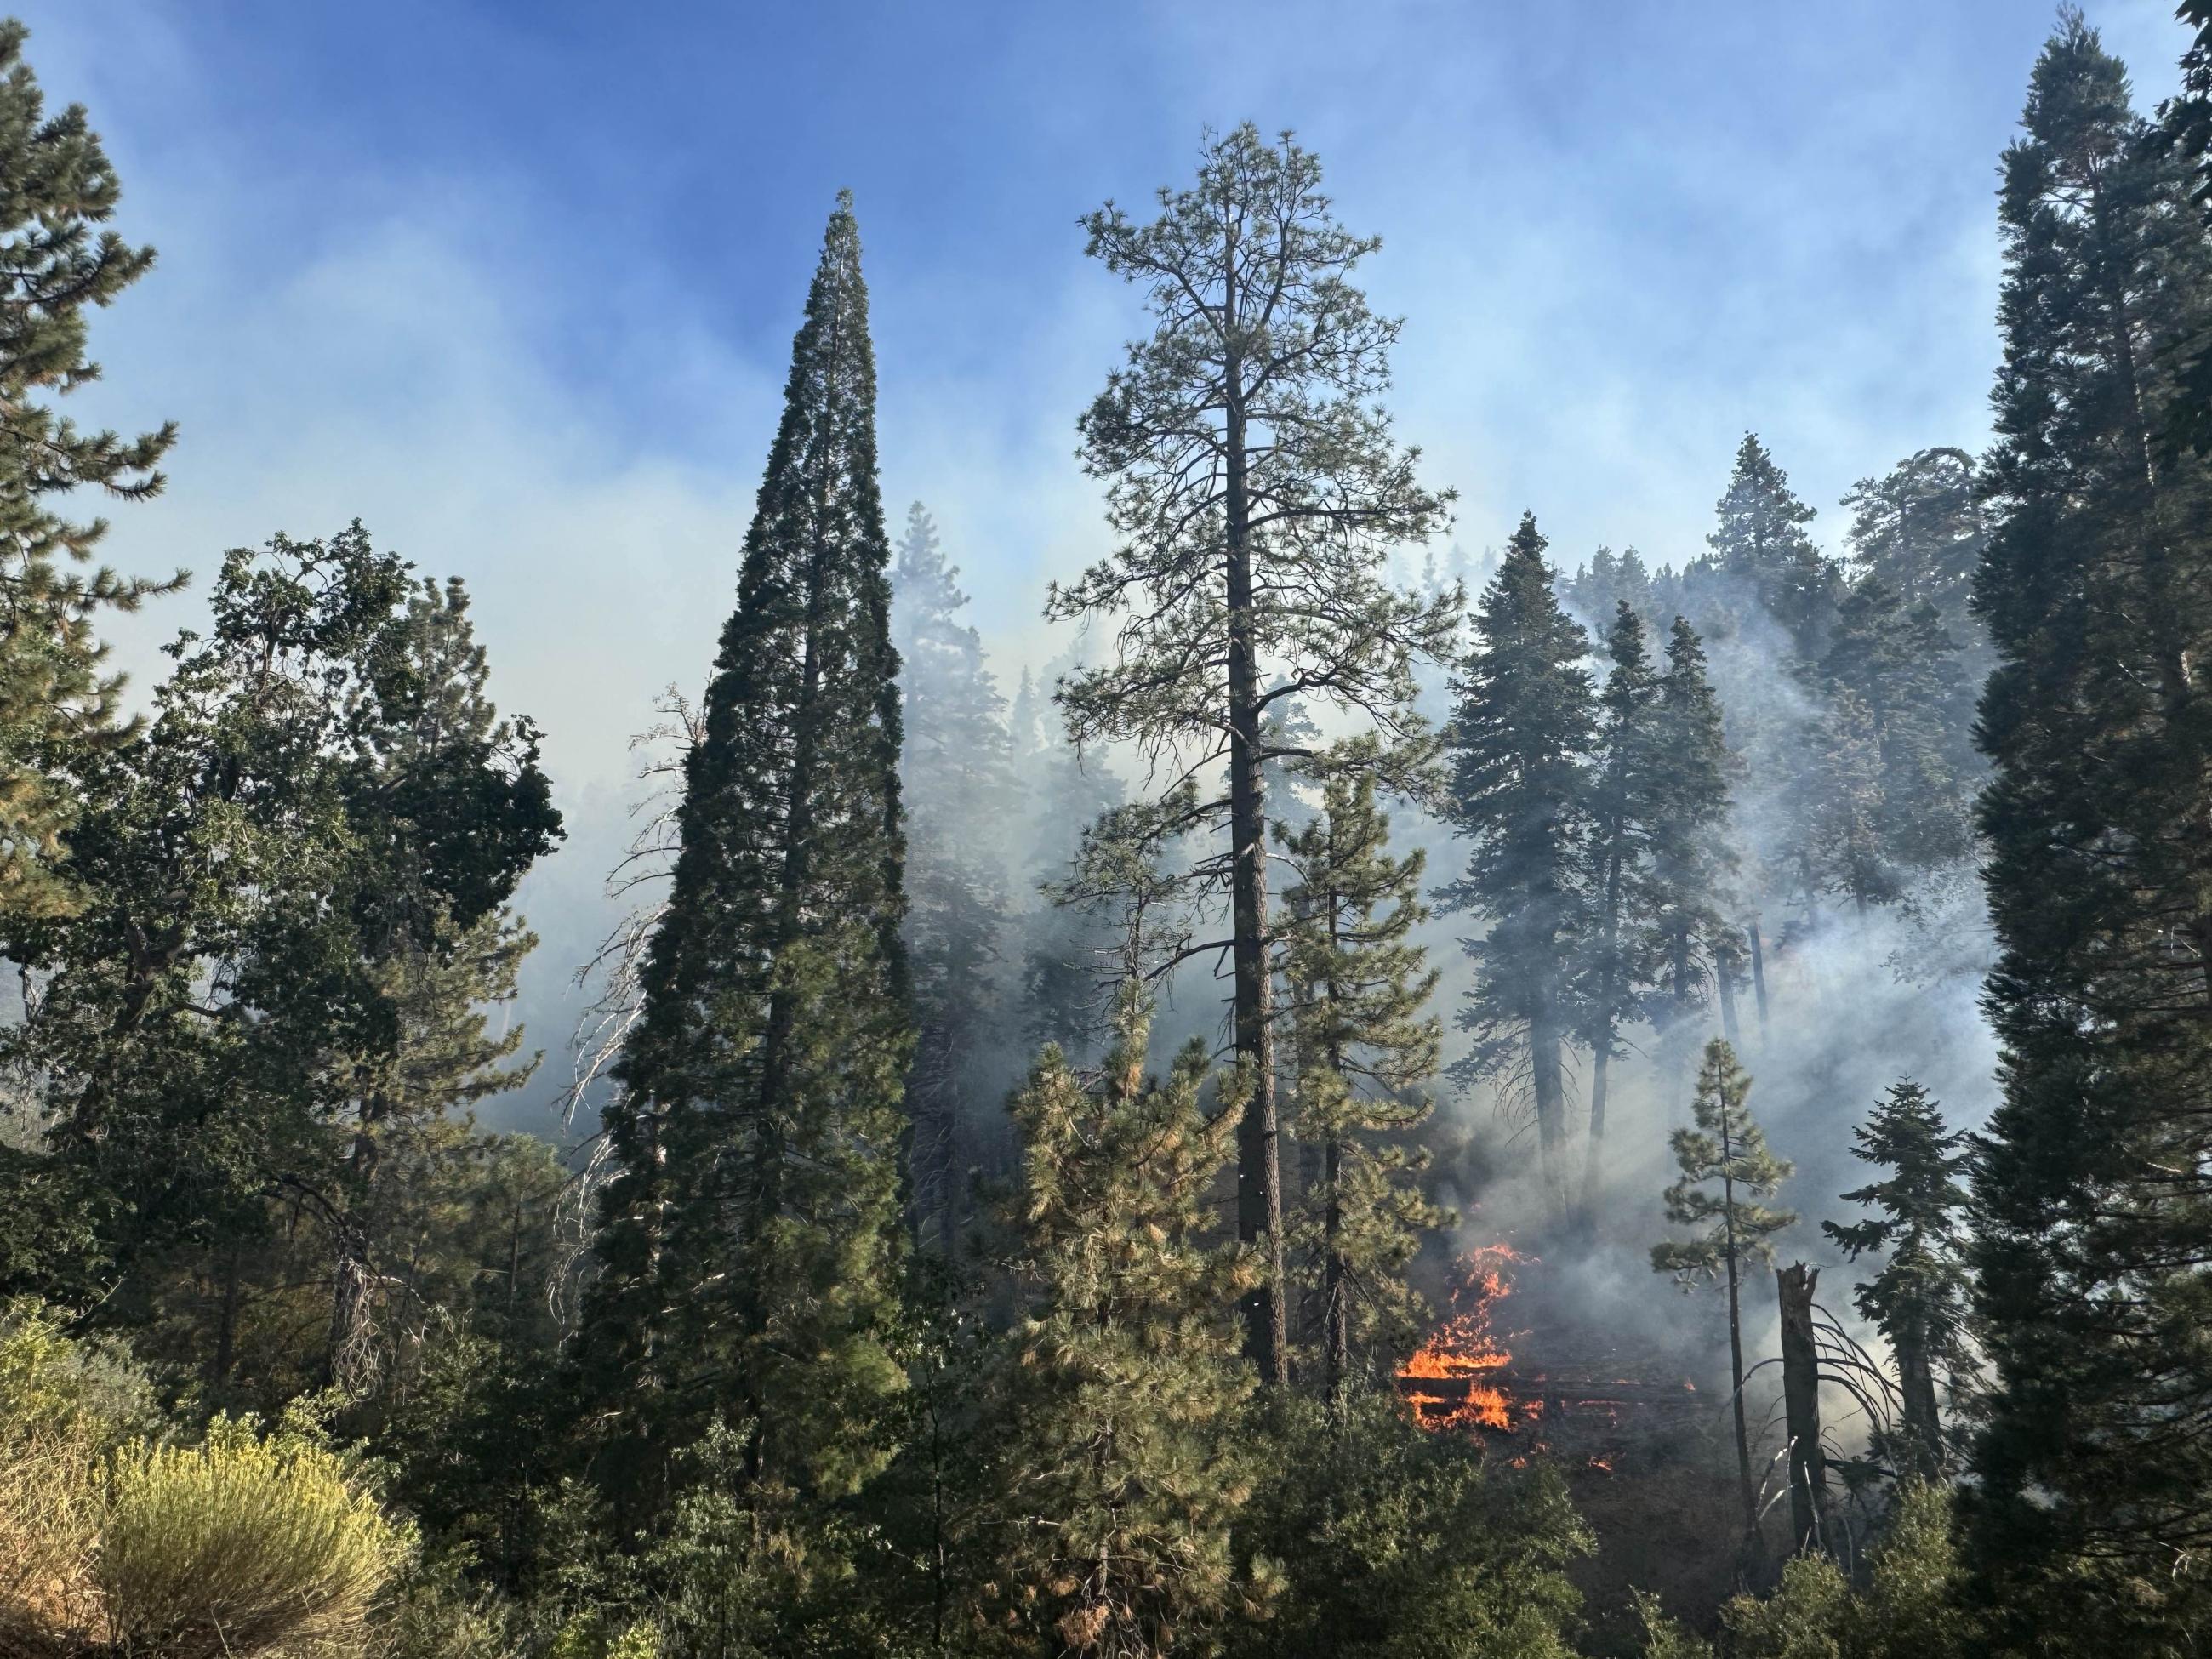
[1968,17,2212,1641]
[1821,1080,1971,1480]
[892,502,1015,1249]
[1277,759,1445,1402]
[584,194,913,1508]
[1444,513,1594,1213]
[1839,447,1991,645]
[1052,124,1453,1382]
[1652,1039,1795,1536]
[0,20,180,924]
[1576,602,1666,1211]
[975,989,1258,1656]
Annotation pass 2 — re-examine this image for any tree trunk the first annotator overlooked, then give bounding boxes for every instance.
[1579,1045,1611,1217]
[1224,338,1286,1385]
[1582,847,1624,1218]
[1747,920,1769,1045]
[1723,1156,1756,1538]
[1530,1007,1569,1215]
[1895,1313,1942,1480]
[1323,1135,1348,1406]
[1777,1263,1827,1555]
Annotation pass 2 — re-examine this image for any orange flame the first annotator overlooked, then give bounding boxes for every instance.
[1397,1244,1531,1434]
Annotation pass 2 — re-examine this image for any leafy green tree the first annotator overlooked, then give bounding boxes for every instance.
[970,989,1260,1657]
[1652,1039,1796,1534]
[0,19,181,926]
[1276,758,1445,1400]
[892,502,1016,1249]
[1443,512,1594,1213]
[1822,1080,1972,1479]
[1968,15,2212,1644]
[1232,1391,1588,1659]
[1052,123,1454,1382]
[582,194,913,1517]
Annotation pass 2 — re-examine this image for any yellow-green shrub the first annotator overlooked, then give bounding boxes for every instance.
[97,1412,412,1658]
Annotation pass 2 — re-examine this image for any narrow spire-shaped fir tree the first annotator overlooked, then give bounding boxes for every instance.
[1652,1039,1794,1536]
[1576,602,1667,1212]
[1444,512,1594,1213]
[583,193,913,1509]
[1822,1079,1971,1480]
[1969,16,2212,1640]
[1277,755,1446,1402]
[1646,617,1736,1057]
[892,501,1015,1249]
[1707,433,1837,659]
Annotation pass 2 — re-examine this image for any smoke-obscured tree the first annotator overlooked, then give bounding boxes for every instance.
[0,20,181,926]
[1276,756,1445,1401]
[892,501,1016,1249]
[1839,448,1991,652]
[1020,734,1128,1061]
[1797,577,1974,901]
[970,987,1260,1656]
[1822,1080,1972,1480]
[1967,16,2212,1645]
[1564,545,1657,637]
[1644,617,1737,1099]
[1707,433,1838,660]
[1652,1039,1796,1536]
[579,195,913,1522]
[1051,123,1454,1382]
[1443,513,1594,1214]
[1576,602,1668,1211]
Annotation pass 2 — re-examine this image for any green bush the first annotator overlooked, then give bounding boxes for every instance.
[98,1410,412,1658]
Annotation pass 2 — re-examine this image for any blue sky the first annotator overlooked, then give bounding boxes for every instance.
[23,1,2196,798]
[20,0,2192,1126]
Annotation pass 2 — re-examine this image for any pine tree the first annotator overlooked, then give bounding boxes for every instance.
[2159,1,2212,455]
[1052,125,1453,1382]
[892,502,1016,1250]
[1707,434,1837,659]
[1276,757,1445,1402]
[1443,513,1594,1213]
[584,194,913,1514]
[972,989,1259,1656]
[0,20,181,924]
[1821,1080,1971,1480]
[1968,16,2212,1641]
[1576,602,1667,1211]
[1652,1039,1795,1536]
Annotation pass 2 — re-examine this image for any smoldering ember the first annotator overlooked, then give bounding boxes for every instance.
[2,4,2210,1657]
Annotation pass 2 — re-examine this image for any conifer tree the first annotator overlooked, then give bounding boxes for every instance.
[973,989,1259,1656]
[1576,602,1667,1211]
[1652,1039,1795,1535]
[1822,1080,1971,1479]
[892,502,1015,1249]
[1645,618,1736,1042]
[1276,757,1445,1401]
[1839,448,1990,646]
[1707,434,1837,658]
[1968,16,2212,1639]
[1052,124,1453,1382]
[583,194,913,1514]
[0,20,181,923]
[1443,513,1594,1213]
